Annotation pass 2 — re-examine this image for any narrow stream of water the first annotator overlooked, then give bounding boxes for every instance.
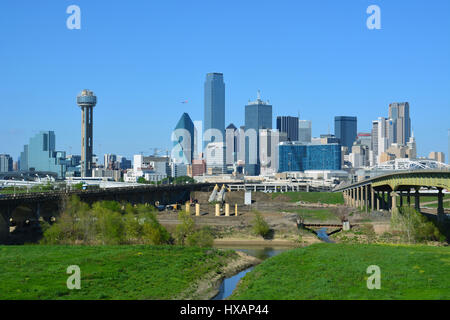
[212,247,290,300]
[316,228,335,243]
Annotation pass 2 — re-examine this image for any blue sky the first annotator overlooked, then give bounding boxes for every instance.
[1,0,449,161]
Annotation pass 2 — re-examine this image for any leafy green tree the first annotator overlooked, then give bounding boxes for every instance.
[252,211,270,238]
[186,227,214,248]
[137,177,148,184]
[175,211,195,245]
[392,207,444,243]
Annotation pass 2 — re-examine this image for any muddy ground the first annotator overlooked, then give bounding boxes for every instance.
[157,191,392,245]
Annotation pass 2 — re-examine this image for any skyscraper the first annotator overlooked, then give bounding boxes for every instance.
[334,116,357,151]
[276,116,298,141]
[204,73,225,147]
[0,154,13,172]
[225,123,238,166]
[298,120,312,143]
[389,102,411,145]
[278,142,341,172]
[371,117,394,164]
[172,112,195,164]
[77,89,97,177]
[244,91,272,176]
[19,131,67,178]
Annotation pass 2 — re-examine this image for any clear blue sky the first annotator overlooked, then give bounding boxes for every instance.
[1,0,449,161]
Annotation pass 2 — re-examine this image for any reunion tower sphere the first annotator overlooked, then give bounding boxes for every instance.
[77,89,97,107]
[76,89,97,177]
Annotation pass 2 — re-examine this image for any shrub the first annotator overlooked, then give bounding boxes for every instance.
[392,207,444,243]
[186,228,214,248]
[174,211,195,245]
[123,213,143,243]
[141,211,171,245]
[252,211,270,238]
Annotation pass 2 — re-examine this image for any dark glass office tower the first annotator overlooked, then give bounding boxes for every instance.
[244,91,272,176]
[276,116,299,141]
[204,73,225,147]
[334,116,357,151]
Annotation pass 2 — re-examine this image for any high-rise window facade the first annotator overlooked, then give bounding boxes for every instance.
[276,116,298,141]
[19,131,67,178]
[389,102,411,146]
[204,73,225,147]
[279,142,341,172]
[0,154,13,172]
[298,120,312,143]
[335,116,357,151]
[172,112,195,164]
[244,91,272,176]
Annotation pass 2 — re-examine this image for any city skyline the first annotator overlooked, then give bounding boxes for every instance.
[1,1,449,160]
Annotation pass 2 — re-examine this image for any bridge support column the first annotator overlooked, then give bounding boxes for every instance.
[0,211,9,243]
[365,185,369,213]
[344,190,350,206]
[185,201,190,214]
[371,187,375,212]
[399,192,403,208]
[235,204,238,216]
[414,188,420,211]
[195,204,200,216]
[437,188,445,221]
[391,191,399,218]
[225,203,230,217]
[356,187,360,210]
[352,188,356,208]
[215,204,220,217]
[376,192,380,211]
[360,187,364,211]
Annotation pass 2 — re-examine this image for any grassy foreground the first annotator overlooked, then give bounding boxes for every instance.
[0,245,236,300]
[231,243,450,300]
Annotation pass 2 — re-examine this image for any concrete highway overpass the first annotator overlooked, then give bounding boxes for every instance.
[0,183,212,244]
[334,170,450,220]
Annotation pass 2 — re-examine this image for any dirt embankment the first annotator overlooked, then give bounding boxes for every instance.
[175,251,261,300]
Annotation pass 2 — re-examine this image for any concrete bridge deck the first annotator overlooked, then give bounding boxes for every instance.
[334,170,450,221]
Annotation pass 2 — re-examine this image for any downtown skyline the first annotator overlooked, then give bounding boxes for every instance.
[1,1,449,160]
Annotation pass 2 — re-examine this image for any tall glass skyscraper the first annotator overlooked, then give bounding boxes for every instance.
[298,120,312,143]
[19,131,67,178]
[334,116,357,151]
[244,91,272,176]
[276,116,298,141]
[172,112,195,164]
[0,154,13,172]
[389,102,411,146]
[204,73,225,147]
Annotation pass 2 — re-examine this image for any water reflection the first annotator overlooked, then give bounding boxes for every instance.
[212,246,290,300]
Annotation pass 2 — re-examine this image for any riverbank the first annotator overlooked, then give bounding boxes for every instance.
[176,250,261,300]
[230,243,450,300]
[0,245,240,300]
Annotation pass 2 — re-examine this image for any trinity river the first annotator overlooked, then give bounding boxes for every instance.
[212,228,333,299]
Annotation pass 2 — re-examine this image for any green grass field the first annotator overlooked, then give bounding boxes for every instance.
[231,243,450,300]
[273,192,344,204]
[289,208,340,222]
[0,245,236,300]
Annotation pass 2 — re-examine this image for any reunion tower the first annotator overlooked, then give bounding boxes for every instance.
[77,89,97,177]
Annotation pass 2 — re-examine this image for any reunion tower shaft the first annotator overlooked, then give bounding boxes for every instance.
[77,89,97,177]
